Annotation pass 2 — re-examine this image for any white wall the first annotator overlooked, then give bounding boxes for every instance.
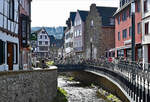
[65,28,74,55]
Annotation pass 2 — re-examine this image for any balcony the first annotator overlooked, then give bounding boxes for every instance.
[142,34,150,44]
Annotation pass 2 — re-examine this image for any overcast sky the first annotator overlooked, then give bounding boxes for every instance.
[31,0,119,27]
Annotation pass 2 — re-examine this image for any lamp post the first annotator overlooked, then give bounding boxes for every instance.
[90,38,93,60]
[131,0,136,100]
[131,0,135,61]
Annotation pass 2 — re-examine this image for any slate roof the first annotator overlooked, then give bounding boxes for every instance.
[96,6,117,26]
[70,12,76,25]
[32,28,41,34]
[48,35,64,48]
[78,10,89,22]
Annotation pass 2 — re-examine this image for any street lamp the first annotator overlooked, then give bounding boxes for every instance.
[131,0,135,61]
[131,0,136,100]
[90,38,93,60]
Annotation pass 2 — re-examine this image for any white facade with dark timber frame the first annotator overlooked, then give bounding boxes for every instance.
[142,0,150,66]
[0,0,19,71]
[35,28,50,59]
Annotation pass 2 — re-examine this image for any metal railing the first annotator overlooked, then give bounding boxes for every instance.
[56,58,150,102]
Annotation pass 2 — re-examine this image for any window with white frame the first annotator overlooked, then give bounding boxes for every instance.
[79,19,81,25]
[118,32,120,40]
[45,35,47,39]
[9,0,15,20]
[110,18,115,25]
[45,41,48,45]
[118,16,120,24]
[144,0,148,12]
[39,41,42,45]
[145,22,149,35]
[137,0,140,12]
[129,26,132,37]
[122,29,127,39]
[137,22,141,34]
[74,31,77,37]
[40,35,42,39]
[79,30,81,36]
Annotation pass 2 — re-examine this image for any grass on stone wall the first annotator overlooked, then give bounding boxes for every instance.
[96,88,122,102]
[53,87,68,102]
[46,61,54,66]
[68,77,74,81]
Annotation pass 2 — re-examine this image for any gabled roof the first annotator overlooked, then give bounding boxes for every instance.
[70,12,76,25]
[78,10,89,22]
[32,27,49,37]
[32,28,41,34]
[96,6,117,26]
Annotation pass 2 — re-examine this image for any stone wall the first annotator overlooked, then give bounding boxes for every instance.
[84,4,115,59]
[84,4,102,59]
[0,68,57,102]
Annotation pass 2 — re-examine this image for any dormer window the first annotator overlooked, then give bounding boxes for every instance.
[110,18,115,25]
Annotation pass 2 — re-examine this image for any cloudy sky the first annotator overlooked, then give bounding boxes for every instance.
[31,0,119,27]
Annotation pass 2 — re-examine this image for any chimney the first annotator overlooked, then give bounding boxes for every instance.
[90,3,96,10]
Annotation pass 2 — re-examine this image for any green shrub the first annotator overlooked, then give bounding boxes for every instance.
[46,61,54,66]
[53,87,68,102]
[68,77,74,81]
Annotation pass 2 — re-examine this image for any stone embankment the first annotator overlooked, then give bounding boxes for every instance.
[0,68,57,102]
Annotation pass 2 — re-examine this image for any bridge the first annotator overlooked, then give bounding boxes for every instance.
[56,59,150,102]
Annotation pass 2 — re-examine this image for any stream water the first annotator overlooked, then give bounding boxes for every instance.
[58,76,106,102]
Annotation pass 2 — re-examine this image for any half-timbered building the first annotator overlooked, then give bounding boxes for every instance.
[0,0,19,71]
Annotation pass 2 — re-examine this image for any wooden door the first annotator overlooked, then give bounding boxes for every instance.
[7,42,13,70]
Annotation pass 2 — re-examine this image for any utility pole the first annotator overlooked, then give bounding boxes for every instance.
[131,0,135,61]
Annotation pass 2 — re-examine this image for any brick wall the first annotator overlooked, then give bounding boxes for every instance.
[102,27,115,50]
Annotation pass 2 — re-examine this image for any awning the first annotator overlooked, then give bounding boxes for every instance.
[116,45,131,50]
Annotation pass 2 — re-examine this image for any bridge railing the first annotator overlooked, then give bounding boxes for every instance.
[83,59,150,102]
[56,58,150,102]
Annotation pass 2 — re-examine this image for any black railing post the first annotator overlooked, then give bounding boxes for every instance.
[137,75,139,102]
[143,79,146,102]
[147,81,150,100]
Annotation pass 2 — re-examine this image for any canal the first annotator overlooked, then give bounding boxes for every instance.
[58,76,106,102]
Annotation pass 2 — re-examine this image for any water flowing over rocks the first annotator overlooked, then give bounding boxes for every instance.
[58,76,106,102]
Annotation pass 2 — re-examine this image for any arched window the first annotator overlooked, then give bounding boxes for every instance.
[9,0,14,20]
